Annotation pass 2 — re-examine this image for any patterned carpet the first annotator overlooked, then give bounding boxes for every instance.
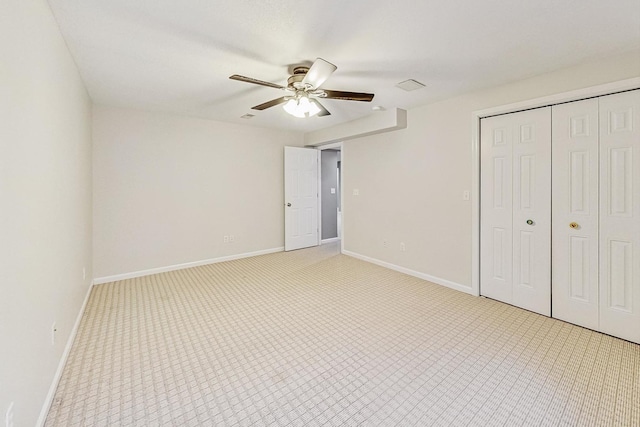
[46,243,640,426]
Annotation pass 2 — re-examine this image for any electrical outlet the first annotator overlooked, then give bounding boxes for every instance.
[463,190,470,201]
[5,402,14,427]
[223,235,229,243]
[382,240,388,248]
[229,235,235,243]
[400,242,406,252]
[51,323,57,345]
[353,189,359,196]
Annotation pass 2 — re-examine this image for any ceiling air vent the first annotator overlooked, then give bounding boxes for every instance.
[395,79,426,91]
[240,113,255,119]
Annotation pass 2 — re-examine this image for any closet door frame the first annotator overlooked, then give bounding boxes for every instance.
[471,77,640,297]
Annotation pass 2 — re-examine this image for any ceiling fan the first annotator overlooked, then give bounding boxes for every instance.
[229,58,374,118]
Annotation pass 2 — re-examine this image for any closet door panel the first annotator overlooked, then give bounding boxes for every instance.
[481,115,514,305]
[512,107,552,316]
[552,99,599,329]
[481,107,551,316]
[599,89,640,344]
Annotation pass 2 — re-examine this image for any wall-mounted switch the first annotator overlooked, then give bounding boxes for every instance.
[331,188,336,194]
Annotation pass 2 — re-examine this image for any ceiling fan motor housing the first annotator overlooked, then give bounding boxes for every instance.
[288,70,310,90]
[292,66,309,75]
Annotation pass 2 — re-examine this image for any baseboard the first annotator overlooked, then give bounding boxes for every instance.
[37,279,94,426]
[321,237,340,244]
[342,250,473,295]
[93,247,285,285]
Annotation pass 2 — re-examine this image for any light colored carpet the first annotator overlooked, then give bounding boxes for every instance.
[46,243,640,426]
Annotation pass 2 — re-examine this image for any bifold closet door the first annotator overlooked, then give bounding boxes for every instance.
[552,90,640,344]
[552,98,600,330]
[599,90,640,344]
[481,107,551,316]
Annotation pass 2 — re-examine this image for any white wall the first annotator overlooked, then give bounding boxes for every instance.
[343,51,640,291]
[93,106,304,280]
[0,0,93,425]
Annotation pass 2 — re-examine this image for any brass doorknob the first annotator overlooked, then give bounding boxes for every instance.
[569,222,579,229]
[526,219,534,225]
[286,203,291,207]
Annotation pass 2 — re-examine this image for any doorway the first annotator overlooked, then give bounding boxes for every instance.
[318,142,343,246]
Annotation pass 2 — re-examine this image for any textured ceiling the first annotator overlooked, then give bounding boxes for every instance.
[48,0,640,132]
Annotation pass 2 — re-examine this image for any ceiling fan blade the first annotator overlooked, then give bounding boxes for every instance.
[251,97,289,110]
[229,74,286,90]
[312,99,331,117]
[322,90,375,102]
[301,58,337,89]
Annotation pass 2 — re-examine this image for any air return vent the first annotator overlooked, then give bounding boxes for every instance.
[395,79,426,91]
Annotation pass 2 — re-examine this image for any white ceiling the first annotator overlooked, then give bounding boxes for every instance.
[48,0,640,132]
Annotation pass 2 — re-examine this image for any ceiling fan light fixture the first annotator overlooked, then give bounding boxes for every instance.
[283,95,320,118]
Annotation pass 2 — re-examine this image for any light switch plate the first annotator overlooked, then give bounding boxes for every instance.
[331,188,336,194]
[353,189,359,196]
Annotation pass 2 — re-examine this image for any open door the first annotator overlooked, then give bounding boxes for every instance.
[284,146,319,251]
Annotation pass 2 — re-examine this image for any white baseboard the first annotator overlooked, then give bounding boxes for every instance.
[37,279,94,426]
[321,237,340,244]
[342,250,473,295]
[93,247,285,285]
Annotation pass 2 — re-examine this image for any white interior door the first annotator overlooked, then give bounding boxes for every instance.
[481,107,551,316]
[552,98,600,329]
[599,89,640,344]
[284,146,319,251]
